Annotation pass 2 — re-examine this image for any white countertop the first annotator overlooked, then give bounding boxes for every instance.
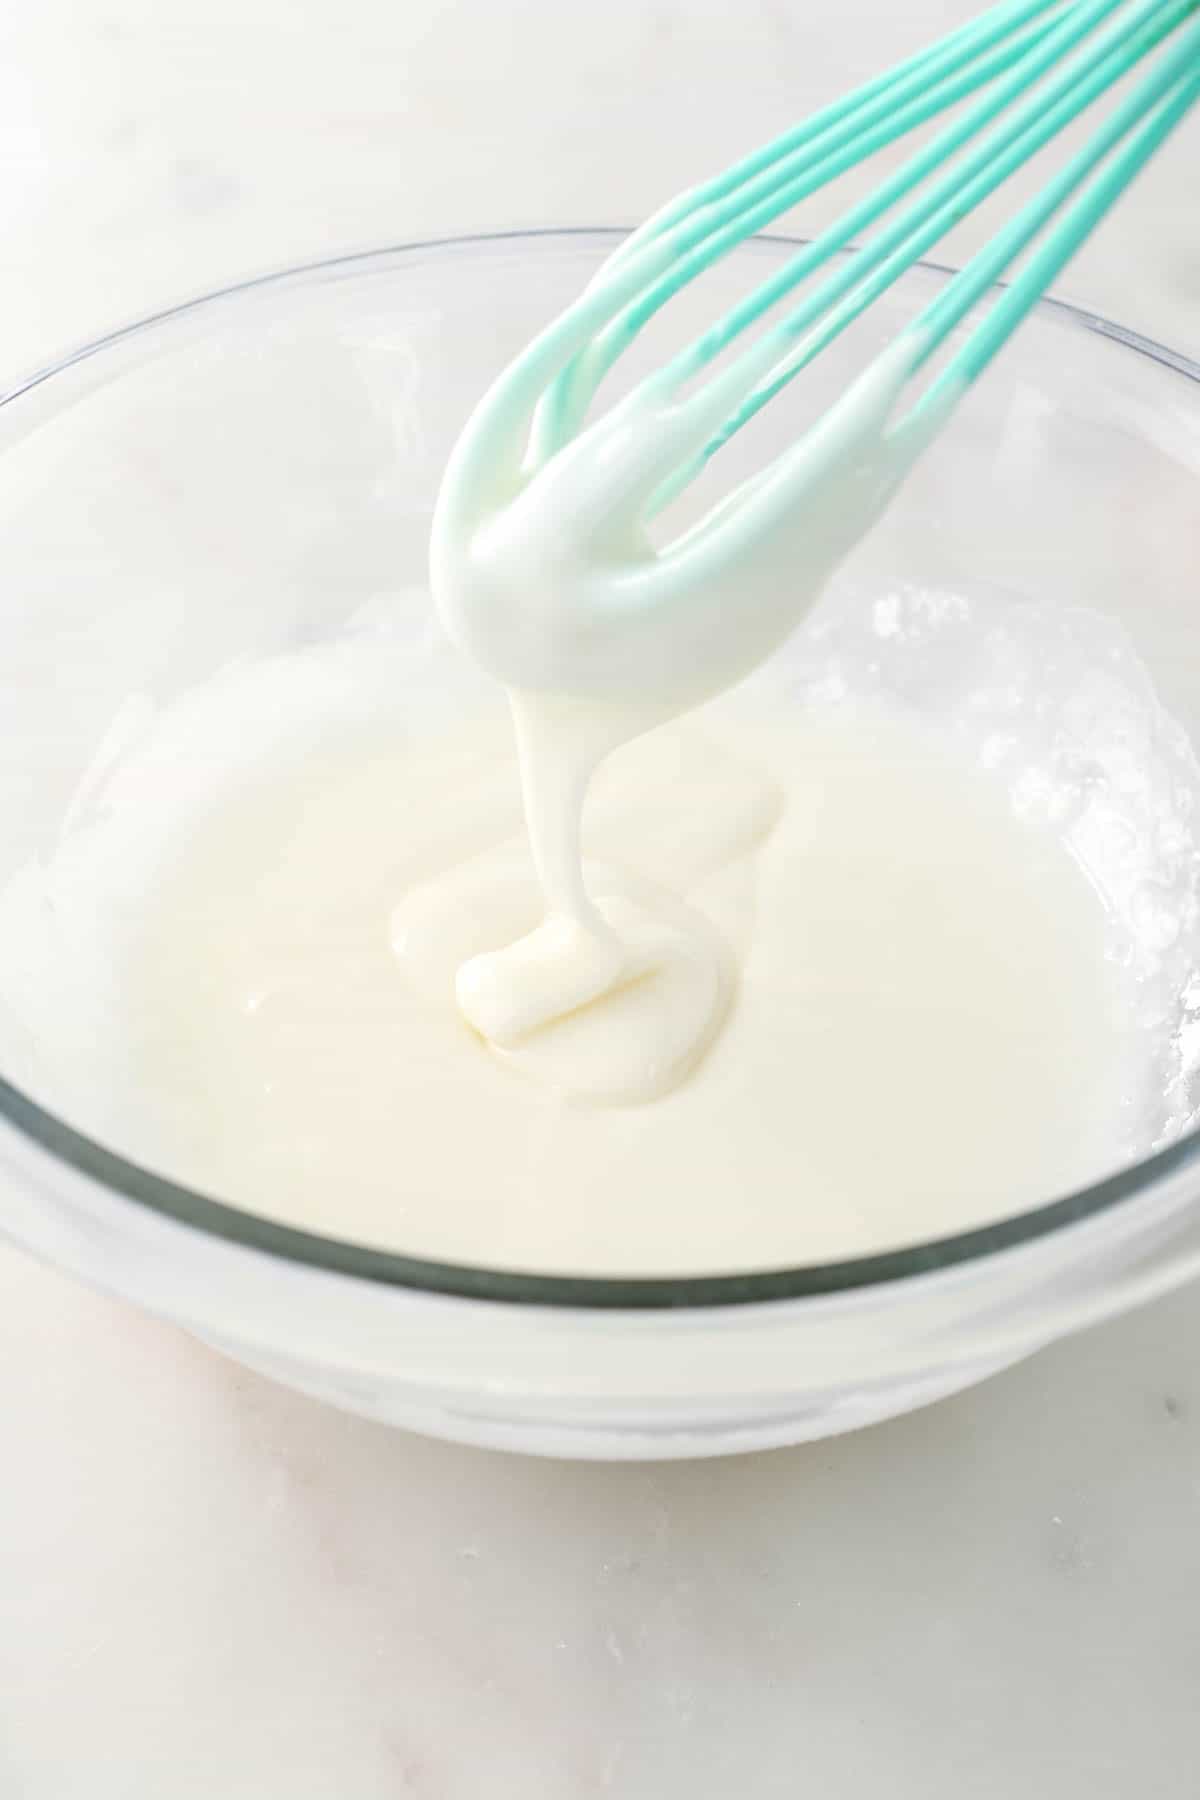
[1,3,1198,1794]
[4,1254,1200,1795]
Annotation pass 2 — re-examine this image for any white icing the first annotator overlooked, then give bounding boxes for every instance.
[0,587,1181,1276]
[432,337,939,1100]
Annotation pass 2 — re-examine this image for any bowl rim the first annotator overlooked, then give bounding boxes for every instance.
[3,226,1198,1312]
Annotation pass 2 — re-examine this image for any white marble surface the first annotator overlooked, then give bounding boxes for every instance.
[0,2,1198,1794]
[3,1255,1200,1796]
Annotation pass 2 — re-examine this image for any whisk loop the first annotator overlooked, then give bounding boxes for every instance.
[433,0,1198,686]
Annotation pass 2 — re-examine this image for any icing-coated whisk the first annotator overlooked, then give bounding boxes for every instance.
[434,0,1199,704]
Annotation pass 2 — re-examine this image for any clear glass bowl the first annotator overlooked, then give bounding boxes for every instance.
[1,230,1199,1459]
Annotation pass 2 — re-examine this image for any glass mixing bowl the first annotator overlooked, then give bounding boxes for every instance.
[1,230,1199,1460]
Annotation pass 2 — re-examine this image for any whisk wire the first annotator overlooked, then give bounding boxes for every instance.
[920,29,1200,402]
[652,0,1197,494]
[612,0,1074,264]
[445,1,1198,539]
[534,3,1084,460]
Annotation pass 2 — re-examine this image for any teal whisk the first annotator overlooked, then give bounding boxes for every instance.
[433,0,1200,707]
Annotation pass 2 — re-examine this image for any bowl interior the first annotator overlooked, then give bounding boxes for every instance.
[0,231,1198,1298]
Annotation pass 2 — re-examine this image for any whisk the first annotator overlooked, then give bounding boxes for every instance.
[433,0,1200,708]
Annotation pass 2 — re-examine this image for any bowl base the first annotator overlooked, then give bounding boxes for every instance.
[201,1334,1029,1460]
